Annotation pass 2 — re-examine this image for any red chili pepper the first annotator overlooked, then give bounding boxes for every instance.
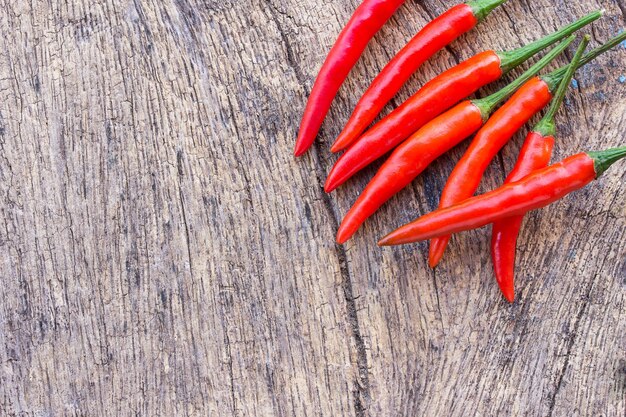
[491,36,589,303]
[324,11,602,190]
[427,77,552,266]
[335,37,575,244]
[293,0,405,157]
[330,0,508,153]
[336,33,624,244]
[428,30,624,268]
[378,147,626,246]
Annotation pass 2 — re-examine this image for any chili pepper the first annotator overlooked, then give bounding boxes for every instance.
[490,36,589,303]
[324,11,602,189]
[330,0,509,153]
[336,33,625,244]
[293,0,405,157]
[428,31,626,268]
[334,36,574,244]
[378,146,626,246]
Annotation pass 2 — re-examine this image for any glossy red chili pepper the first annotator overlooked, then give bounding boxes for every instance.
[330,0,509,153]
[324,11,601,190]
[427,29,624,267]
[334,37,575,244]
[489,131,554,299]
[427,76,553,267]
[336,32,624,244]
[378,147,626,246]
[491,36,589,303]
[293,0,405,157]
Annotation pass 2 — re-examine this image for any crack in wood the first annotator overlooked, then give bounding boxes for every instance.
[1,0,624,415]
[266,4,372,415]
[546,242,614,416]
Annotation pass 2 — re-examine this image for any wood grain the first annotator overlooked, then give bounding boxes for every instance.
[0,0,624,416]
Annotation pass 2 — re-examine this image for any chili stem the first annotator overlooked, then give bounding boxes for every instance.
[535,35,590,137]
[499,11,602,73]
[589,146,626,176]
[474,35,574,116]
[543,31,626,90]
[468,0,508,22]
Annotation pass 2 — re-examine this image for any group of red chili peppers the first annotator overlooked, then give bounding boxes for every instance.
[294,0,626,302]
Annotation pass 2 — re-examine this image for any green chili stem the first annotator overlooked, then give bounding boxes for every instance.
[543,31,626,90]
[498,11,602,73]
[473,35,575,118]
[468,0,508,21]
[588,146,626,177]
[534,36,590,137]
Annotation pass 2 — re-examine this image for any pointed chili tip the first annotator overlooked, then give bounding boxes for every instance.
[324,175,338,193]
[377,235,393,246]
[502,287,515,303]
[293,142,308,157]
[336,235,349,245]
[330,140,344,153]
[428,244,445,268]
[336,224,352,245]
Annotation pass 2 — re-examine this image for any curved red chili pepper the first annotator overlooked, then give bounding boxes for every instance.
[334,37,575,244]
[427,28,626,267]
[427,76,554,267]
[378,147,626,246]
[426,27,626,266]
[336,102,484,243]
[329,0,508,153]
[335,32,624,244]
[490,132,554,301]
[326,51,502,191]
[324,12,602,190]
[293,0,405,157]
[490,36,589,302]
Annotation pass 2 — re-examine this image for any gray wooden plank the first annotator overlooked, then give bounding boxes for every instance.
[0,0,624,416]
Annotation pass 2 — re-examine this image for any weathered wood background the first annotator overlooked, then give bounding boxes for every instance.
[0,0,625,415]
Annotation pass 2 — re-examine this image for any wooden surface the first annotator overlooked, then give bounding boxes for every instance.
[1,0,625,415]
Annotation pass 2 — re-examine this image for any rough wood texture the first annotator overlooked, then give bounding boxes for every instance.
[1,0,625,415]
